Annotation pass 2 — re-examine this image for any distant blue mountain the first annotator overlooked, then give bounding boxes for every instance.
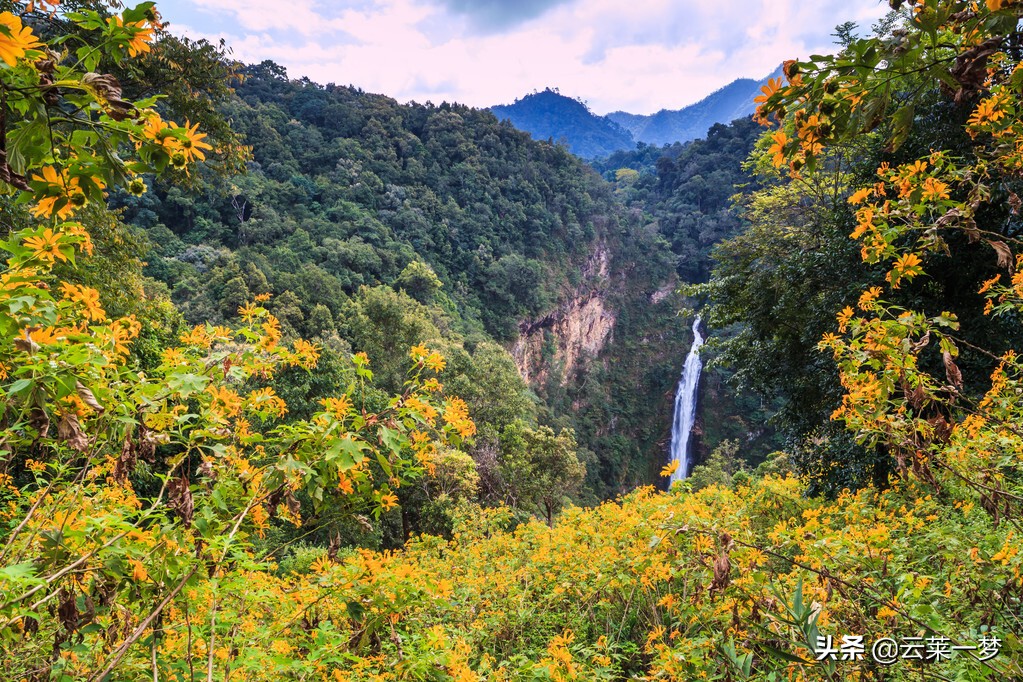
[489,68,782,158]
[607,67,783,147]
[490,88,635,159]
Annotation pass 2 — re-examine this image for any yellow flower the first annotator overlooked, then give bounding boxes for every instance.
[310,555,333,574]
[425,351,446,372]
[380,491,399,510]
[405,395,438,423]
[338,475,354,495]
[139,111,177,150]
[291,338,320,369]
[179,120,214,162]
[238,301,260,321]
[443,396,475,438]
[246,386,287,418]
[892,252,923,284]
[768,130,788,168]
[660,460,680,478]
[64,222,94,256]
[857,286,883,310]
[129,559,148,582]
[968,95,1006,130]
[0,12,41,67]
[24,228,69,263]
[876,605,898,620]
[28,166,97,219]
[180,325,213,348]
[206,385,243,419]
[978,275,1000,294]
[321,395,352,420]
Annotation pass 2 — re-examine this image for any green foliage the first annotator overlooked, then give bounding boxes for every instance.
[395,259,443,303]
[695,31,1023,493]
[123,65,614,343]
[499,421,585,525]
[490,88,635,158]
[116,59,691,503]
[688,438,743,491]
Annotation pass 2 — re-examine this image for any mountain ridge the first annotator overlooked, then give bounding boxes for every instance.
[490,88,634,159]
[489,67,781,158]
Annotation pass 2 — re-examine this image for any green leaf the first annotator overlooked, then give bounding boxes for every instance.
[0,562,38,581]
[123,2,157,23]
[887,104,915,153]
[7,378,33,395]
[760,643,809,664]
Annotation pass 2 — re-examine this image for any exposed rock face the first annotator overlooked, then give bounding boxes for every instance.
[512,242,616,386]
[650,282,675,304]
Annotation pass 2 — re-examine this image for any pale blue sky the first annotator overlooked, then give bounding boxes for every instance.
[156,0,891,115]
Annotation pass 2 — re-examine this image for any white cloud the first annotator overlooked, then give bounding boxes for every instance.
[167,0,892,114]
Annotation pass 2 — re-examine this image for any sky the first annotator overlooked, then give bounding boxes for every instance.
[157,0,891,116]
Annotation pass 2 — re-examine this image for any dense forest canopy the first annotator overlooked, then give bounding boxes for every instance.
[0,1,1022,680]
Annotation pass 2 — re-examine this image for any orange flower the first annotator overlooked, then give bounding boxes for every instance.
[754,77,784,105]
[921,177,950,201]
[836,306,855,332]
[858,287,883,310]
[321,395,352,420]
[890,252,924,288]
[768,130,788,168]
[113,16,154,57]
[60,282,105,321]
[246,387,287,418]
[847,187,872,205]
[206,384,243,419]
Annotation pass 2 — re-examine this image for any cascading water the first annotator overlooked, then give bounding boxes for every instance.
[669,316,705,484]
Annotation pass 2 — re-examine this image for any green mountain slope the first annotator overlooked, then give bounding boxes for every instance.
[118,61,686,501]
[490,88,635,159]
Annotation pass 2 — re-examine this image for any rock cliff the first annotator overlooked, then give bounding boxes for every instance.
[511,242,616,386]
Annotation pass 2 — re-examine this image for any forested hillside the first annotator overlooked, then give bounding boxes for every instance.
[117,59,687,503]
[3,2,1023,680]
[490,88,636,158]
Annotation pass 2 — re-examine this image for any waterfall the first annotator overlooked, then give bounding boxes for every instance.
[669,315,705,484]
